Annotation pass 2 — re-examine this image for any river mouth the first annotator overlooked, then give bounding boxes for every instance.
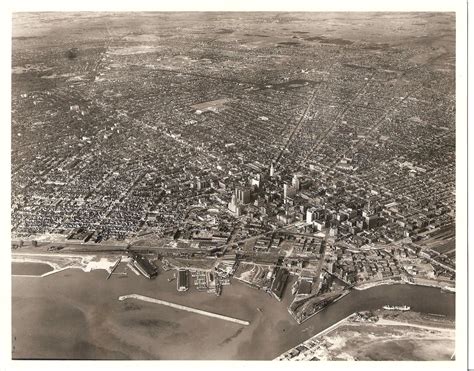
[12,267,455,360]
[12,262,53,276]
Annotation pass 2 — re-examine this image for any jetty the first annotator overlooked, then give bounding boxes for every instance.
[118,294,250,326]
[106,256,122,280]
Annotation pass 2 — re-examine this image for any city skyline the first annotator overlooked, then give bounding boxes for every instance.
[7,9,468,366]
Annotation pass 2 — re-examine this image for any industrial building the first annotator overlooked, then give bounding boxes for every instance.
[271,267,289,301]
[131,252,158,279]
[177,269,190,291]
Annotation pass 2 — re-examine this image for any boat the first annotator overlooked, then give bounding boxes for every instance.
[383,305,410,311]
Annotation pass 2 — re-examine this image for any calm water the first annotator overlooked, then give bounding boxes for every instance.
[12,267,455,360]
[12,262,53,276]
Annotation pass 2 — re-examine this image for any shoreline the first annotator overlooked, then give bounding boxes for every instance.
[12,253,122,277]
[12,267,455,360]
[274,312,357,360]
[275,308,455,361]
[289,278,455,326]
[290,289,351,325]
[353,277,455,293]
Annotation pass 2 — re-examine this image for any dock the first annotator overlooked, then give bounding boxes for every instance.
[118,294,250,326]
[106,256,122,280]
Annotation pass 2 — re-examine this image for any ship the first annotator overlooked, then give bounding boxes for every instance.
[383,305,410,311]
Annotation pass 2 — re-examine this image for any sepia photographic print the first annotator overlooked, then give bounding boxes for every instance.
[7,1,469,367]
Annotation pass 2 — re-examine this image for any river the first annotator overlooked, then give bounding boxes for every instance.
[12,265,454,360]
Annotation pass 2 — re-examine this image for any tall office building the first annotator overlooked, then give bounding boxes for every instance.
[284,183,296,200]
[228,194,238,213]
[236,187,251,204]
[306,207,317,224]
[292,175,300,190]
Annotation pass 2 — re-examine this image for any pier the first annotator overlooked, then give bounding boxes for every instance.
[106,256,122,280]
[118,294,250,326]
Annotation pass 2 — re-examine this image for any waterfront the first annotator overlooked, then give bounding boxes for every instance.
[10,10,459,363]
[12,265,455,360]
[277,310,455,361]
